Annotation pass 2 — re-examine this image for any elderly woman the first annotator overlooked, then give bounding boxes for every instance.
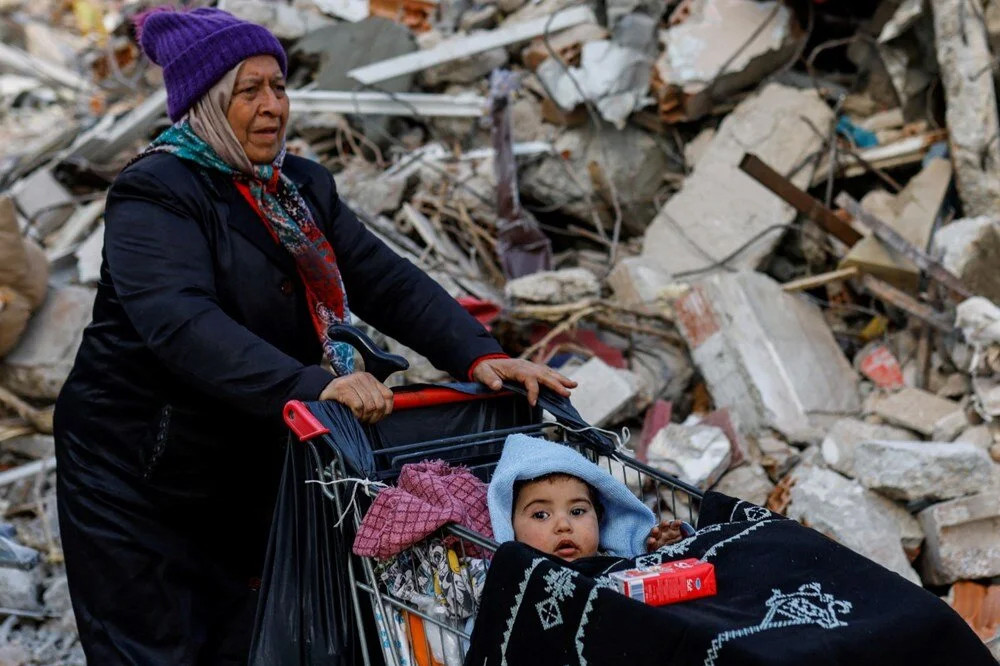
[53,7,574,664]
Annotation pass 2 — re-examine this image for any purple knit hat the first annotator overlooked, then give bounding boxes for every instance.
[134,6,288,122]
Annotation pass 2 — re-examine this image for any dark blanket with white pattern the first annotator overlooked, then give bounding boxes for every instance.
[464,492,993,666]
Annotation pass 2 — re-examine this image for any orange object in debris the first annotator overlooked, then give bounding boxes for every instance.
[858,344,905,389]
[369,0,435,33]
[952,581,1000,642]
[405,611,433,666]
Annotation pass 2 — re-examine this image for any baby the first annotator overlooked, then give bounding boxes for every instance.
[488,434,690,562]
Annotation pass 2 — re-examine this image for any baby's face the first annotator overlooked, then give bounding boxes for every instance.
[512,476,599,561]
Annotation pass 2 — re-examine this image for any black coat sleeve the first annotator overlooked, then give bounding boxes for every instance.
[319,172,504,380]
[103,166,333,414]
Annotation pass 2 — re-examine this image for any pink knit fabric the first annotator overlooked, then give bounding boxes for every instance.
[353,461,492,559]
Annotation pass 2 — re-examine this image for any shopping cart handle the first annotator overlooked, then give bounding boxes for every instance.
[327,324,409,382]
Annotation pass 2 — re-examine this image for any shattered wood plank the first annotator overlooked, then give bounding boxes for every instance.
[781,267,859,292]
[346,5,595,85]
[931,0,1000,217]
[835,192,972,300]
[860,275,955,333]
[739,153,862,246]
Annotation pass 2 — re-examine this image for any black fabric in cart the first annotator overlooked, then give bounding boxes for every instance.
[465,492,995,666]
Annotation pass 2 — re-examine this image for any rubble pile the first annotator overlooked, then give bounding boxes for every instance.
[2,0,1000,661]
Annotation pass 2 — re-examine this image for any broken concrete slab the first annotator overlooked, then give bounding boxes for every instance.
[673,271,859,438]
[8,168,74,240]
[629,341,693,408]
[711,462,774,506]
[0,566,41,611]
[642,83,833,277]
[2,434,54,460]
[973,376,1000,419]
[219,0,335,40]
[0,285,95,400]
[870,387,964,437]
[953,424,995,450]
[537,13,657,128]
[931,0,1000,218]
[919,491,1000,585]
[787,464,920,584]
[607,256,677,310]
[820,417,913,479]
[654,0,800,123]
[956,296,1000,347]
[854,440,994,501]
[521,123,672,237]
[840,158,952,292]
[75,223,103,286]
[645,423,732,489]
[504,267,599,305]
[565,356,639,427]
[933,216,1000,305]
[867,492,924,557]
[754,434,800,482]
[520,22,608,70]
[292,18,417,93]
[420,33,508,86]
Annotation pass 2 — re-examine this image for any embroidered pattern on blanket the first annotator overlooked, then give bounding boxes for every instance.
[500,558,545,664]
[703,582,853,666]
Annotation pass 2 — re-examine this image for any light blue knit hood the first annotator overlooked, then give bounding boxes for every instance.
[488,434,656,558]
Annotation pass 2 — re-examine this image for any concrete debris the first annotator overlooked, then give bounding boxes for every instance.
[607,256,678,311]
[537,13,657,128]
[754,434,800,482]
[645,423,732,489]
[674,271,859,438]
[787,464,920,585]
[919,491,1000,585]
[2,434,54,460]
[931,0,1000,218]
[564,356,639,427]
[0,567,41,611]
[820,418,913,479]
[74,224,103,286]
[854,440,994,502]
[933,217,1000,305]
[8,168,75,240]
[711,462,774,507]
[504,267,598,305]
[869,387,965,437]
[0,285,95,400]
[654,0,800,123]
[643,84,833,277]
[219,0,335,40]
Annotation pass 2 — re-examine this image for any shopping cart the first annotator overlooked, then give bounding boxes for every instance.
[275,325,704,666]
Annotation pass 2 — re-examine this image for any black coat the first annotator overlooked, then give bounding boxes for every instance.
[53,152,502,665]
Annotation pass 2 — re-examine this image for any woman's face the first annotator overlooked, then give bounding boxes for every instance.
[226,55,289,164]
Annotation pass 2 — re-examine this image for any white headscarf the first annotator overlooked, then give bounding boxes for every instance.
[186,63,256,174]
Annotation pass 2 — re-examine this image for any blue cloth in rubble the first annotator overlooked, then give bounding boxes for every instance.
[487,434,656,558]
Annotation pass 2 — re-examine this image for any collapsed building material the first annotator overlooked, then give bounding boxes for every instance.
[645,423,731,490]
[520,22,608,70]
[673,271,859,438]
[521,123,671,236]
[287,89,487,117]
[218,0,335,39]
[75,224,103,286]
[64,88,168,165]
[45,199,104,263]
[0,286,95,401]
[8,169,75,240]
[869,387,964,437]
[933,217,1000,305]
[787,464,920,585]
[504,268,598,305]
[653,0,800,123]
[854,440,993,502]
[346,5,595,85]
[536,13,657,128]
[859,275,954,333]
[0,42,89,93]
[607,257,680,310]
[810,130,949,185]
[755,434,799,482]
[820,418,913,479]
[642,84,833,277]
[711,462,773,507]
[839,158,952,292]
[930,0,1000,217]
[564,356,639,427]
[738,153,862,247]
[838,192,972,301]
[919,491,1000,585]
[490,70,551,279]
[0,567,42,612]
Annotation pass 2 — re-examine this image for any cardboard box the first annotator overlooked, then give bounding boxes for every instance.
[609,558,716,606]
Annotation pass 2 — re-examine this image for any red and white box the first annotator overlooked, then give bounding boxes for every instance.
[609,558,717,606]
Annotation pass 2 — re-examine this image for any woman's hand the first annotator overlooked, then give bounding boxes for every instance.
[471,357,577,406]
[646,519,685,552]
[319,372,394,423]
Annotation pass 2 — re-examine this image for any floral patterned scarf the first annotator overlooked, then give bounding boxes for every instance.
[140,120,354,375]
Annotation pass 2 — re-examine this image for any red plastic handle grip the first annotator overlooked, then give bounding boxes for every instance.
[284,400,330,441]
[391,387,512,411]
